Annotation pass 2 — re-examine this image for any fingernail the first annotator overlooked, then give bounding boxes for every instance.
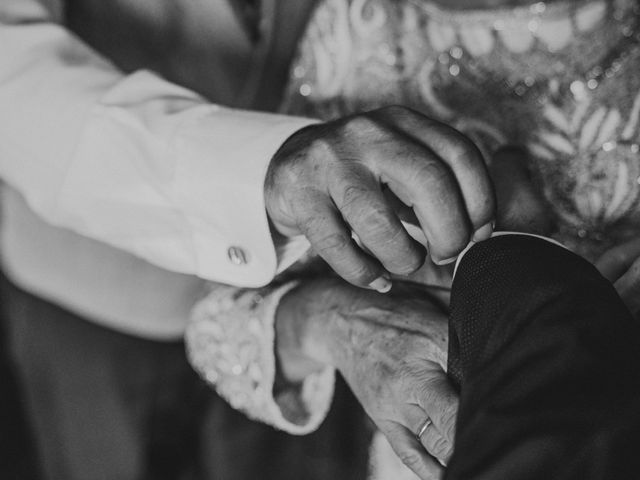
[368,275,392,293]
[472,221,494,242]
[433,255,457,266]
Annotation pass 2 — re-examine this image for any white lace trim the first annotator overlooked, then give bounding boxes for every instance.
[186,282,335,435]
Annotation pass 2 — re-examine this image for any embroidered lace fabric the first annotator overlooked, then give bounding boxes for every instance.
[186,281,335,435]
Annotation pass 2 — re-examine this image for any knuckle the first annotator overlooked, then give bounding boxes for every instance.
[314,231,351,256]
[343,115,381,138]
[398,451,423,470]
[438,128,483,165]
[276,127,332,166]
[441,406,458,439]
[415,379,438,404]
[448,138,481,166]
[291,198,324,228]
[386,238,425,275]
[340,183,371,212]
[333,254,378,285]
[424,436,446,456]
[398,358,422,384]
[267,158,308,193]
[392,259,424,276]
[347,264,377,285]
[427,436,449,459]
[443,396,459,421]
[306,137,336,164]
[414,160,451,188]
[359,204,393,235]
[296,206,325,229]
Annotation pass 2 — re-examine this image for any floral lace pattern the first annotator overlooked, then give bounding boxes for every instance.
[186,282,335,434]
[282,0,640,259]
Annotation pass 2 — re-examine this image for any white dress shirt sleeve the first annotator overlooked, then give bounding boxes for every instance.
[0,0,317,287]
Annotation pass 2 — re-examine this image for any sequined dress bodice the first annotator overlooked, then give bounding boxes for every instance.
[281,0,640,259]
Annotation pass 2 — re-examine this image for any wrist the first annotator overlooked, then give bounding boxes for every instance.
[274,279,340,383]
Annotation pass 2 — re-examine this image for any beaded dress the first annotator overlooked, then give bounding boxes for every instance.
[187,1,640,478]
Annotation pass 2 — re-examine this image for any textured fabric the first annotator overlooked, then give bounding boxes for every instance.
[446,234,640,479]
[187,281,335,435]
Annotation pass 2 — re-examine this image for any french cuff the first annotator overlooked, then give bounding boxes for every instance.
[173,108,319,287]
[186,282,335,435]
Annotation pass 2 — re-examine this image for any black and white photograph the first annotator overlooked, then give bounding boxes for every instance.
[1,0,640,478]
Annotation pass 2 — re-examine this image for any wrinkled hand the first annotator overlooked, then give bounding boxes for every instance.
[276,278,458,479]
[265,106,495,291]
[331,284,457,479]
[595,238,640,318]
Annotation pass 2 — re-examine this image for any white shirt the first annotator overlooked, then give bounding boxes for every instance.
[0,0,313,338]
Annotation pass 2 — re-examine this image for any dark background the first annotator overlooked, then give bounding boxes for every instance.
[0,305,39,480]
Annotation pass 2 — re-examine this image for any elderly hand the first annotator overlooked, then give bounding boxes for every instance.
[275,277,458,479]
[595,238,640,318]
[265,106,495,292]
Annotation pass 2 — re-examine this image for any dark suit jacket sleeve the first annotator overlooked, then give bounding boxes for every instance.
[446,234,640,480]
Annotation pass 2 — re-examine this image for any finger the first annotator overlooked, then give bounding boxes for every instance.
[382,187,428,247]
[401,403,452,465]
[296,193,390,291]
[410,368,459,447]
[595,238,640,282]
[328,164,426,275]
[370,139,473,264]
[373,106,495,239]
[613,256,640,317]
[379,420,444,480]
[419,416,452,466]
[382,185,419,226]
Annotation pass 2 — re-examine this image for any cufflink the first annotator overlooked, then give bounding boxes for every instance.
[228,246,249,265]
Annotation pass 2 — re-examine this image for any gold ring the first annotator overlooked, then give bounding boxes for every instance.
[416,417,432,442]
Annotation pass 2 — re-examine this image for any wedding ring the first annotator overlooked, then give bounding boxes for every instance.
[416,417,432,442]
